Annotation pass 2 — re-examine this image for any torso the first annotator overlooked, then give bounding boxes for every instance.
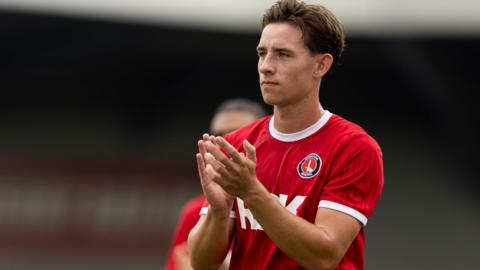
[224,111,383,270]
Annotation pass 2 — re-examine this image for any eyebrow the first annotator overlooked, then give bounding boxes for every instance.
[274,48,293,54]
[256,46,294,54]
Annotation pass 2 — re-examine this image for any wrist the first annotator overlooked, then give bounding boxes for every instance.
[207,205,232,220]
[240,179,269,205]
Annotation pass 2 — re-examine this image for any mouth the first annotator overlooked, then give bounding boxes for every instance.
[261,81,279,86]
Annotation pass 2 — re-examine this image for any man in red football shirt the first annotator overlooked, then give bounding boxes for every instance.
[164,99,266,270]
[189,1,384,270]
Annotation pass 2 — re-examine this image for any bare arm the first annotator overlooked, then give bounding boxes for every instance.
[188,213,235,270]
[243,182,361,270]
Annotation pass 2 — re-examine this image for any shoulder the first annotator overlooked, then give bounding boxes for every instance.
[326,114,382,156]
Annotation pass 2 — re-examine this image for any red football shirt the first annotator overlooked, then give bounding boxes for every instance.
[164,195,205,270]
[202,111,383,270]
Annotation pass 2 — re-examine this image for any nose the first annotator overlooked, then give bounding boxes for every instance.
[258,53,275,75]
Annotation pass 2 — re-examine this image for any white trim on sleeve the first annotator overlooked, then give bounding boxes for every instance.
[199,206,236,219]
[318,200,368,226]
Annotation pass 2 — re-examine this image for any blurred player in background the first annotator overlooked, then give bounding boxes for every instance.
[189,0,384,269]
[164,98,266,270]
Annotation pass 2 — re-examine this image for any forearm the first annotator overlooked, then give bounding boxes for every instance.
[187,210,234,270]
[243,184,341,270]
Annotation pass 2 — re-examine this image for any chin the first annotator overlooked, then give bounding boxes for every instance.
[261,92,275,106]
[262,98,274,106]
[263,97,284,107]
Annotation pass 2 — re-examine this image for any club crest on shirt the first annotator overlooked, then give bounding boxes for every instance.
[297,153,322,179]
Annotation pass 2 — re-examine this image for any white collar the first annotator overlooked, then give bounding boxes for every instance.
[269,110,332,142]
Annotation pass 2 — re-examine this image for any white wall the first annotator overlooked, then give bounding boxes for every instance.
[0,0,479,36]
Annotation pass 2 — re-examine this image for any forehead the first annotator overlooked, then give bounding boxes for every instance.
[257,23,305,50]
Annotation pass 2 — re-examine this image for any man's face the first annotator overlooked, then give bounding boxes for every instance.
[257,23,319,107]
[210,111,258,136]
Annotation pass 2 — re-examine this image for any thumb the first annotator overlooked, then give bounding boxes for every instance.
[243,140,256,163]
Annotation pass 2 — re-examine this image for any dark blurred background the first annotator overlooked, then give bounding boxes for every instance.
[0,1,479,269]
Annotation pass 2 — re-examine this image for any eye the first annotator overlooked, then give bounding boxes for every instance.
[278,52,290,58]
[257,51,266,58]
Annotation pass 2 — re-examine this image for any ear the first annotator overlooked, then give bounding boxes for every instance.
[313,53,334,79]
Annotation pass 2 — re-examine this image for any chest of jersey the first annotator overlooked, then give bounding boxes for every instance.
[234,131,336,231]
[256,134,334,197]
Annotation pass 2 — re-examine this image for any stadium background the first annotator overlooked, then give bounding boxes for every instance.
[0,1,478,269]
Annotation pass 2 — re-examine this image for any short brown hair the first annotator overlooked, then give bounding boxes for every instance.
[214,98,267,119]
[262,0,345,75]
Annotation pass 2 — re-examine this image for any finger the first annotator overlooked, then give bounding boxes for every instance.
[196,153,207,184]
[205,161,235,192]
[215,136,243,163]
[202,133,217,145]
[198,140,207,158]
[205,152,235,180]
[243,140,257,163]
[205,164,222,180]
[204,152,225,170]
[205,141,236,170]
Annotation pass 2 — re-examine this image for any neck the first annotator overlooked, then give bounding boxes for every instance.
[273,98,324,134]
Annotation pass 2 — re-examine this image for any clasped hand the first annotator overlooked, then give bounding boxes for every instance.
[197,133,258,201]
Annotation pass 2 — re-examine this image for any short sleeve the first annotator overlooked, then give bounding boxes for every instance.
[319,135,384,226]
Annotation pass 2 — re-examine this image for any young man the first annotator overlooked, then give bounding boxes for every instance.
[189,1,384,269]
[164,99,266,270]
